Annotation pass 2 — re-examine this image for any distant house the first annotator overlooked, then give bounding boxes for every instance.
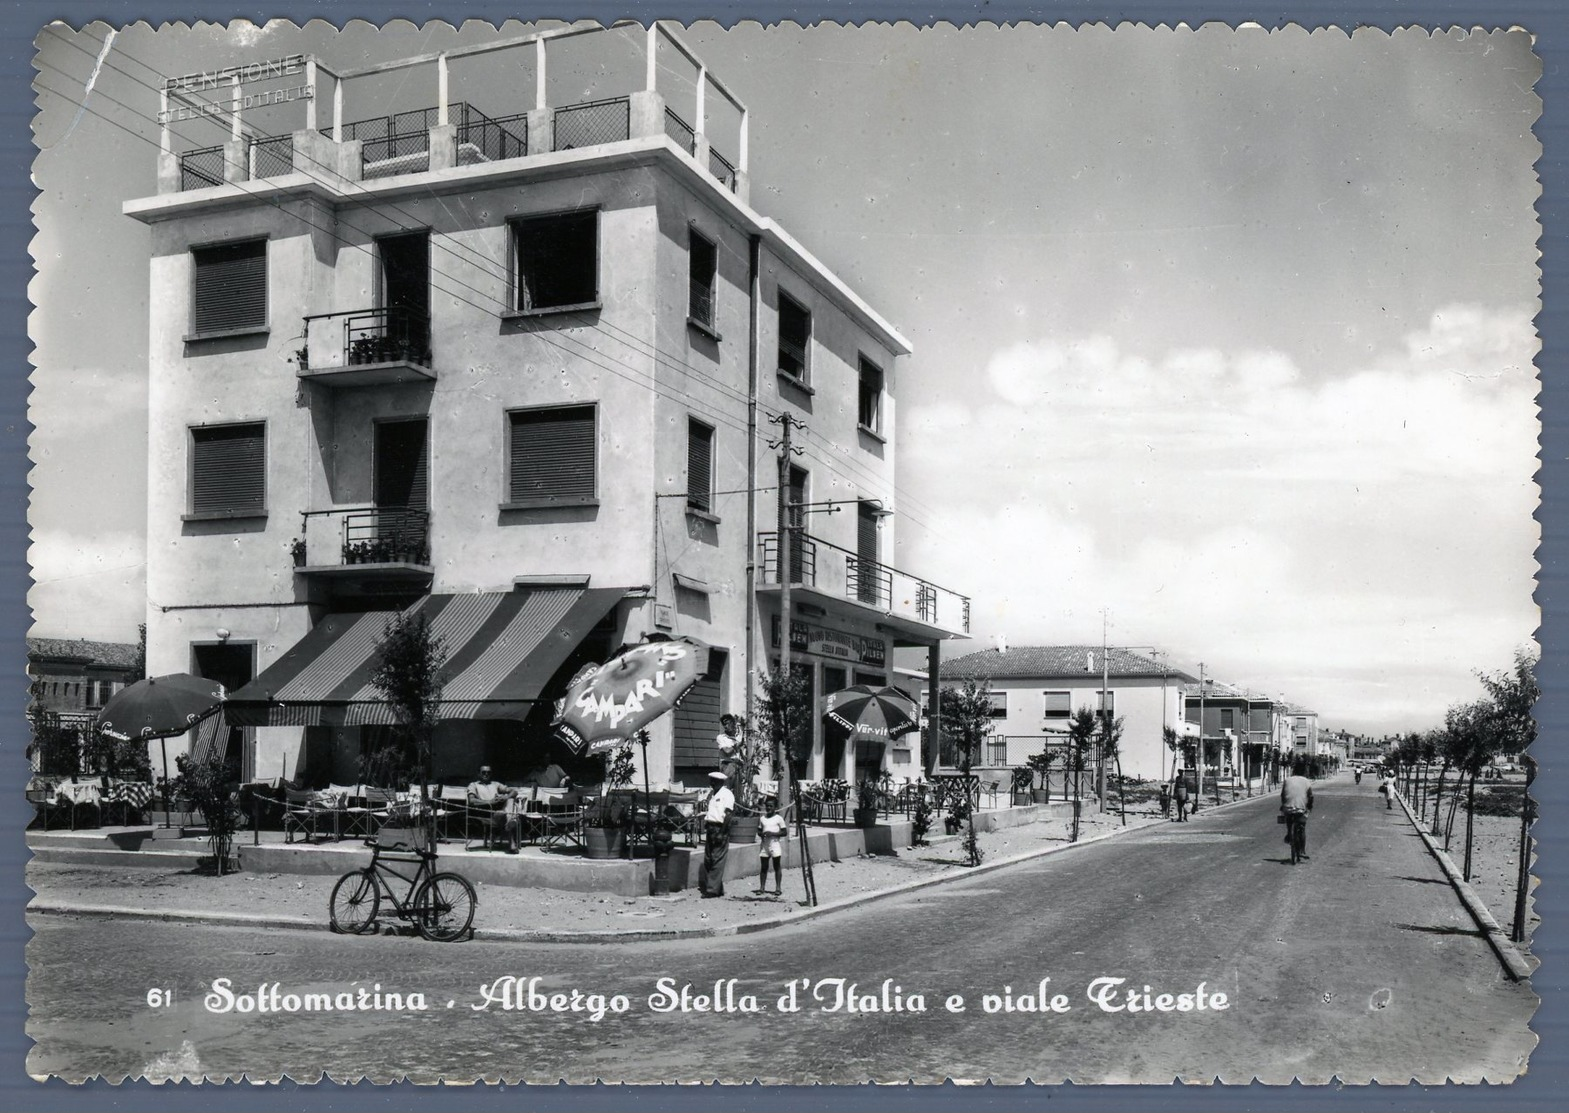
[942,646,1195,781]
[26,636,141,772]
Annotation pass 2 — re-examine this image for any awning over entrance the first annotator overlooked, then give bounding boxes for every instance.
[225,588,625,727]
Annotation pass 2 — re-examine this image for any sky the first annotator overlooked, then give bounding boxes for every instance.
[28,21,1542,735]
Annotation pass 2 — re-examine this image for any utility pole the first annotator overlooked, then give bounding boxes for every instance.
[1098,609,1109,814]
[767,411,815,906]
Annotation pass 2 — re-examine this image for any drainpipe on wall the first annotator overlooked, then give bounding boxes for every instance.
[744,233,761,736]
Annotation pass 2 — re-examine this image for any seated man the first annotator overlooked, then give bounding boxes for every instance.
[467,765,521,853]
[529,762,572,790]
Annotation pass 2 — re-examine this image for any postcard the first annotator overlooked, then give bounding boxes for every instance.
[25,18,1541,1084]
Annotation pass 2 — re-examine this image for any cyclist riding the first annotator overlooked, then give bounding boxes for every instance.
[1280,759,1314,865]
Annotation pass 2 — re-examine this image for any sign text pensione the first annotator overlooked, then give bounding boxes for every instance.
[164,54,308,93]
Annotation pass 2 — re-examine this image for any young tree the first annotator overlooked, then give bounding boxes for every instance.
[939,678,993,867]
[1100,713,1127,825]
[176,749,242,875]
[1066,707,1099,842]
[754,667,816,904]
[369,612,448,796]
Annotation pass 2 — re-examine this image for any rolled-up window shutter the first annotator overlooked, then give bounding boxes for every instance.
[193,240,267,334]
[687,420,714,511]
[192,424,266,514]
[509,406,596,501]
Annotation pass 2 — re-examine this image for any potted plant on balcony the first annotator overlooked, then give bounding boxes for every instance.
[289,538,307,568]
[583,742,635,860]
[1028,749,1057,805]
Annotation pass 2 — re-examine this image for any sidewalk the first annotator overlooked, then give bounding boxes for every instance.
[30,800,1235,941]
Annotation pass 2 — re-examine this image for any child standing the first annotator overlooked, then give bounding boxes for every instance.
[756,797,787,896]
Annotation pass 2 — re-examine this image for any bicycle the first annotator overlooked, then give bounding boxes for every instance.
[329,825,477,942]
[1282,810,1307,865]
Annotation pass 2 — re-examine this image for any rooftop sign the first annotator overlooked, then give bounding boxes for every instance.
[164,54,307,94]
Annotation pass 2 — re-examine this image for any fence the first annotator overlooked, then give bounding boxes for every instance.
[554,96,631,151]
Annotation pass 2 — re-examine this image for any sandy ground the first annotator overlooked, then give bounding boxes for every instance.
[29,808,1148,937]
[1402,779,1536,946]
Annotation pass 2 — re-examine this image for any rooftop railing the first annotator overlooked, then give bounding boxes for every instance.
[553,96,631,150]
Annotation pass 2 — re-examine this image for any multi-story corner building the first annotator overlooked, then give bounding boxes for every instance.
[943,646,1194,782]
[125,25,968,787]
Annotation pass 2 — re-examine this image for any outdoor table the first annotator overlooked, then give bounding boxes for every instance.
[56,782,102,806]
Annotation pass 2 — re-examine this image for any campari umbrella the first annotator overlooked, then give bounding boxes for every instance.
[96,673,226,829]
[823,684,921,743]
[554,637,709,798]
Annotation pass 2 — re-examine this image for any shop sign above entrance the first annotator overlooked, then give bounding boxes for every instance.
[770,615,886,668]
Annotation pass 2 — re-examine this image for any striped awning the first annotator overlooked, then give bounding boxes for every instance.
[224,588,626,727]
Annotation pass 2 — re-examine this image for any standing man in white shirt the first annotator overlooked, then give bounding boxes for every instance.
[700,771,736,897]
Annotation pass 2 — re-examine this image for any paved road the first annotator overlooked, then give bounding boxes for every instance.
[27,777,1535,1084]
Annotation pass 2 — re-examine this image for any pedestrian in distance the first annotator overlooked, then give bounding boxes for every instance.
[699,771,735,898]
[1355,767,1362,785]
[756,796,786,897]
[1379,769,1396,809]
[1172,771,1189,822]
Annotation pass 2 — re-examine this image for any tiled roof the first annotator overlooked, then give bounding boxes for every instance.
[944,646,1195,682]
[27,636,141,670]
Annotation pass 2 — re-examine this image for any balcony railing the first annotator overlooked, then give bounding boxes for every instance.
[297,507,431,571]
[664,107,696,155]
[344,307,431,368]
[179,145,225,190]
[709,147,737,191]
[758,531,971,635]
[248,134,294,179]
[554,96,630,150]
[341,106,438,178]
[456,106,527,164]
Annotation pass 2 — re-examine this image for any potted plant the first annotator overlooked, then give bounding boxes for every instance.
[943,796,971,836]
[289,538,307,568]
[1027,749,1057,804]
[910,785,934,846]
[853,777,880,828]
[1010,766,1033,806]
[583,742,635,859]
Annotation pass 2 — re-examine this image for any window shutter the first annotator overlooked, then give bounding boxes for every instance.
[191,424,266,514]
[510,406,596,501]
[687,420,713,510]
[192,241,267,334]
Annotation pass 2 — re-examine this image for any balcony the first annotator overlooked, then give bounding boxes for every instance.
[296,307,434,387]
[758,531,971,642]
[294,508,433,593]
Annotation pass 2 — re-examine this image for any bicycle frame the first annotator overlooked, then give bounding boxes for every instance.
[364,846,435,919]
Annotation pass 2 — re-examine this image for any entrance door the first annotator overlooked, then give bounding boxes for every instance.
[376,232,431,362]
[856,500,881,604]
[821,664,848,782]
[785,466,809,583]
[374,419,429,562]
[192,643,254,782]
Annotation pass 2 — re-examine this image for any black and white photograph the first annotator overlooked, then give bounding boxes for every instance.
[24,17,1543,1084]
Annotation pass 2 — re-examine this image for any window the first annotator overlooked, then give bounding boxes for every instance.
[507,405,596,504]
[191,239,267,335]
[1096,690,1115,721]
[512,210,598,311]
[686,418,715,513]
[858,356,884,433]
[1043,690,1071,720]
[988,691,1008,719]
[189,422,266,517]
[1220,708,1236,730]
[778,292,810,381]
[688,230,717,332]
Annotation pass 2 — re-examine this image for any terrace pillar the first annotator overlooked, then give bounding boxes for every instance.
[926,642,941,779]
[526,108,553,155]
[429,123,457,171]
[732,169,750,205]
[156,150,181,194]
[629,89,665,140]
[338,139,364,182]
[223,139,248,183]
[293,129,340,183]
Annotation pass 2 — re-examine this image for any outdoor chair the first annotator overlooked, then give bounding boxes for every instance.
[539,791,585,850]
[343,786,396,839]
[26,784,65,831]
[437,785,471,841]
[630,790,671,848]
[980,781,1001,810]
[465,790,521,852]
[665,800,702,846]
[282,788,340,843]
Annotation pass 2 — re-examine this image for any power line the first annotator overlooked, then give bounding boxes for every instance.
[38,37,955,545]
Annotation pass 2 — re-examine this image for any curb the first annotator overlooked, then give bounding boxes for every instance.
[1393,790,1533,982]
[29,802,1239,943]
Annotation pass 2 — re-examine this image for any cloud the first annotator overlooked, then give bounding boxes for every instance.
[901,303,1539,731]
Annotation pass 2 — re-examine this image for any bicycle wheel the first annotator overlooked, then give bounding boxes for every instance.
[329,868,381,934]
[414,872,477,942]
[1290,820,1304,865]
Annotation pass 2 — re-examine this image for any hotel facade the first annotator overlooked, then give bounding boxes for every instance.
[126,25,969,790]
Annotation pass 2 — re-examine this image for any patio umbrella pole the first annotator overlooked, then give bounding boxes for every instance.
[159,737,171,829]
